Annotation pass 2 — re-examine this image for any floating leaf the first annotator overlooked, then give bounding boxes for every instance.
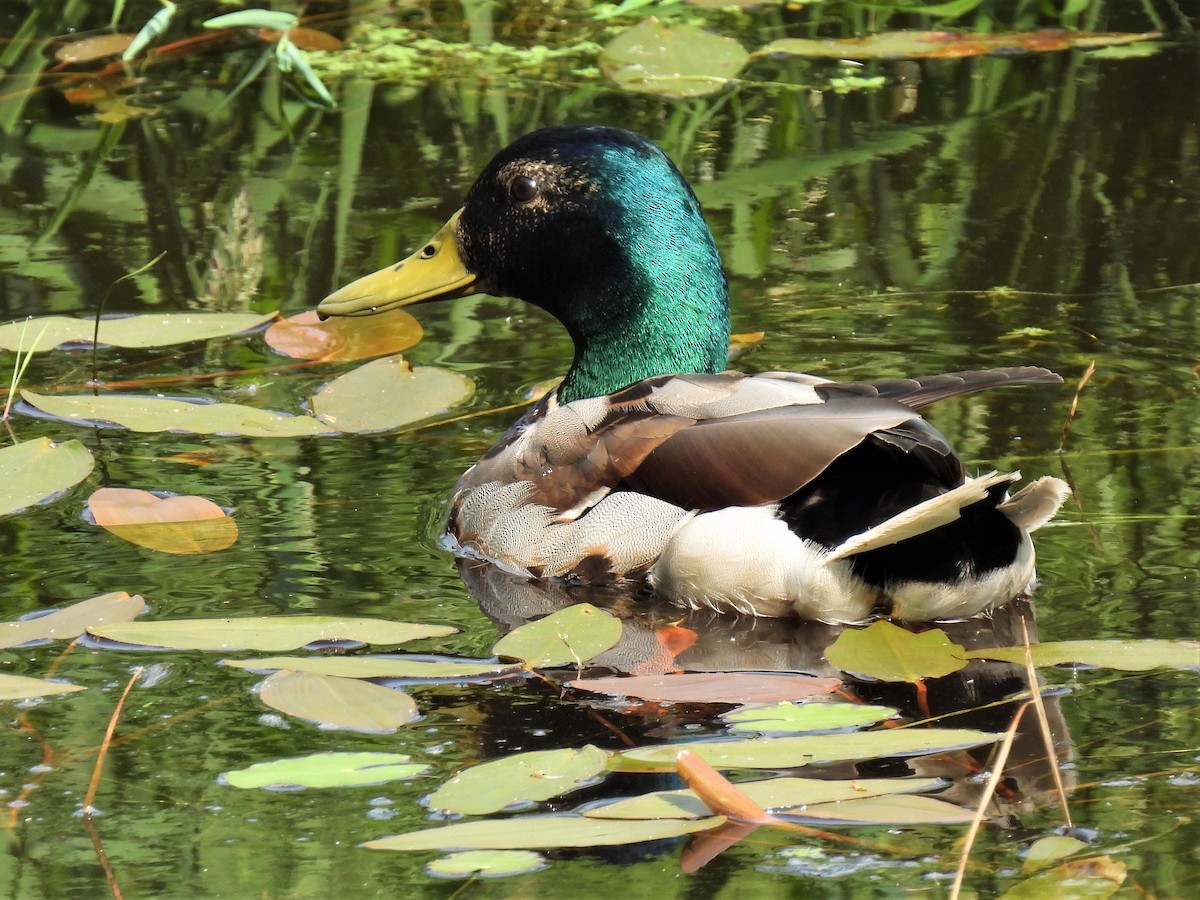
[0,672,86,701]
[0,438,94,516]
[365,814,726,852]
[21,391,335,438]
[759,29,1161,61]
[427,850,546,879]
[0,592,145,649]
[205,11,298,31]
[0,312,276,352]
[721,701,897,733]
[310,355,474,433]
[264,309,421,361]
[961,640,1200,671]
[825,621,968,682]
[585,775,944,820]
[569,673,840,705]
[222,655,521,680]
[221,752,427,790]
[88,487,238,554]
[284,27,345,53]
[54,34,135,64]
[788,794,974,825]
[1023,835,1090,869]
[258,670,418,732]
[1001,856,1127,899]
[428,746,609,816]
[89,616,455,651]
[613,728,1003,772]
[492,604,622,667]
[601,20,749,98]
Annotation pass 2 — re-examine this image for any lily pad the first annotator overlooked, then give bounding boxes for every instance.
[569,673,840,705]
[364,814,726,852]
[0,311,276,352]
[21,391,335,438]
[721,701,898,733]
[427,745,610,816]
[264,309,422,361]
[601,20,749,98]
[89,616,456,651]
[788,794,975,825]
[427,850,546,879]
[1001,856,1127,899]
[0,438,94,516]
[0,672,86,700]
[492,604,622,668]
[221,751,428,790]
[310,355,474,433]
[221,655,522,680]
[0,592,146,649]
[824,621,968,682]
[612,728,1003,772]
[961,639,1200,671]
[88,487,238,554]
[1023,835,1090,869]
[257,670,418,732]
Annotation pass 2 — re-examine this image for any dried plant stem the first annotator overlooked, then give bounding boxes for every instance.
[1059,360,1096,451]
[83,813,123,899]
[82,666,143,814]
[1021,617,1073,828]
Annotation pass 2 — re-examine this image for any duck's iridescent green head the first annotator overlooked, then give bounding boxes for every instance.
[318,125,731,404]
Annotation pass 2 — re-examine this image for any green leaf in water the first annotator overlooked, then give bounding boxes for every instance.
[222,655,522,680]
[310,355,475,433]
[257,670,418,732]
[824,621,968,682]
[0,672,86,700]
[427,745,610,816]
[600,20,749,98]
[364,814,726,851]
[0,438,94,516]
[0,591,145,649]
[427,850,546,879]
[492,604,622,667]
[1023,834,1090,870]
[221,751,428,790]
[0,311,276,352]
[788,793,974,825]
[961,639,1200,671]
[1001,856,1127,899]
[21,391,336,438]
[204,11,298,31]
[89,616,456,651]
[721,701,898,733]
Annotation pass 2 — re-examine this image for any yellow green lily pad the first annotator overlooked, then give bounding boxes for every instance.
[0,438,94,516]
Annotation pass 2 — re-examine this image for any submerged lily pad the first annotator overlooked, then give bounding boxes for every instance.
[492,604,622,668]
[258,670,418,732]
[961,639,1200,671]
[0,592,146,649]
[221,751,428,789]
[264,309,422,361]
[789,793,975,825]
[0,672,86,700]
[221,655,521,680]
[427,746,610,816]
[428,850,546,879]
[0,438,94,516]
[21,391,335,437]
[89,616,456,651]
[88,487,238,554]
[601,20,749,98]
[721,701,898,733]
[824,621,968,682]
[364,814,726,852]
[569,673,840,705]
[310,355,474,433]
[0,311,276,352]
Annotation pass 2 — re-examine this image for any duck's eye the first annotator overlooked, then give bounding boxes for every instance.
[510,176,539,203]
[419,244,436,259]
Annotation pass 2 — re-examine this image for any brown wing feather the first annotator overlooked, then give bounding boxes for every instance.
[820,366,1062,410]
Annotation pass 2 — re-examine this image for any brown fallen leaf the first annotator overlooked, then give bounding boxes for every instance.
[568,672,841,704]
[88,487,238,554]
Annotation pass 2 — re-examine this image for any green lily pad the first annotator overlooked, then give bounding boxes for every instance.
[221,752,428,789]
[584,775,944,820]
[721,701,898,733]
[0,672,86,700]
[601,20,749,98]
[569,673,841,705]
[364,814,726,852]
[789,793,974,825]
[427,850,546,879]
[21,391,335,438]
[1023,835,1090,869]
[1001,856,1127,899]
[0,592,146,649]
[89,616,456,651]
[612,728,1003,772]
[221,655,521,680]
[492,604,622,668]
[824,621,968,682]
[0,311,276,352]
[310,355,474,433]
[0,438,94,516]
[427,745,610,816]
[961,639,1200,671]
[257,670,418,732]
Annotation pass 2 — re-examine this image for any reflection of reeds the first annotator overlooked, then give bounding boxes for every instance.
[203,189,263,312]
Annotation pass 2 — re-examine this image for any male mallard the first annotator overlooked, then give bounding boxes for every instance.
[318,125,1069,623]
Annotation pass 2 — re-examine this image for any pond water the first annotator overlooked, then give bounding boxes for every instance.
[1,2,1198,897]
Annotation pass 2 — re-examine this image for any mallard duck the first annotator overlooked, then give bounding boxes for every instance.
[318,125,1069,623]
